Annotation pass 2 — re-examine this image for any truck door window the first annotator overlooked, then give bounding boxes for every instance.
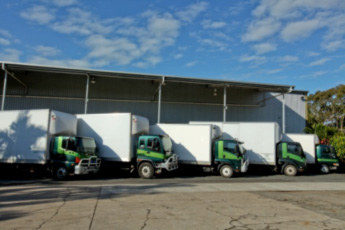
[62,139,68,149]
[147,139,153,150]
[287,144,303,156]
[152,138,161,152]
[223,141,237,154]
[139,139,145,149]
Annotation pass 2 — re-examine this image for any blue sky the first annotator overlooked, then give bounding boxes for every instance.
[0,0,345,93]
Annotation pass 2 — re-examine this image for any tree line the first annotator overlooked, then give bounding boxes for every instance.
[305,84,345,159]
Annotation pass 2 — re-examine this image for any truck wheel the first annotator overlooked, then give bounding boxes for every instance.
[283,165,297,176]
[53,166,68,180]
[138,162,154,179]
[320,164,330,174]
[220,165,234,178]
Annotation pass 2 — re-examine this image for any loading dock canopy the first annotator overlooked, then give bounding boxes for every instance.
[1,62,294,93]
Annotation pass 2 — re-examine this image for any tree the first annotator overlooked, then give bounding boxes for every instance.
[307,84,345,131]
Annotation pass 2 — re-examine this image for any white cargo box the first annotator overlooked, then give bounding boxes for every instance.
[282,134,318,164]
[190,122,281,166]
[150,124,215,165]
[0,109,77,164]
[77,113,149,162]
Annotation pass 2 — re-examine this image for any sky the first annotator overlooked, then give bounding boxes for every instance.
[0,0,345,94]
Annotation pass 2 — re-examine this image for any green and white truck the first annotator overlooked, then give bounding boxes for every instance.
[76,113,178,179]
[190,122,307,176]
[282,134,339,173]
[150,124,249,178]
[0,109,101,179]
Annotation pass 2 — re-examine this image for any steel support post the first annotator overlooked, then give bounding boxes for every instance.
[223,86,227,122]
[1,71,8,111]
[84,75,90,114]
[282,93,286,134]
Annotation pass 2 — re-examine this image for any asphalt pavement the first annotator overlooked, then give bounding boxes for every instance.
[1,173,345,230]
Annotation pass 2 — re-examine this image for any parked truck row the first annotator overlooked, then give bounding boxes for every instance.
[0,109,340,179]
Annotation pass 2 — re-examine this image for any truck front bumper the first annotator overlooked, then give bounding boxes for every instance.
[241,158,249,173]
[74,157,101,175]
[157,154,178,171]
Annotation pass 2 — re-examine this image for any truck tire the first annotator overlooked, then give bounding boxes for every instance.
[220,165,234,178]
[138,162,154,179]
[53,165,68,180]
[320,164,330,174]
[283,164,297,176]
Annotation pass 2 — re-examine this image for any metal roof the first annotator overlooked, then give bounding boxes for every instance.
[1,61,295,92]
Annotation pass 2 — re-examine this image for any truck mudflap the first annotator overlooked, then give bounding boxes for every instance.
[74,157,101,175]
[156,154,179,171]
[241,158,249,173]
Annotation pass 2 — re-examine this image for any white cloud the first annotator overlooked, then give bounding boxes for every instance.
[307,52,320,57]
[278,55,299,62]
[242,18,281,42]
[199,38,228,51]
[268,68,283,74]
[309,58,331,66]
[0,29,12,38]
[176,2,208,23]
[338,63,345,71]
[280,19,324,42]
[301,71,327,79]
[28,56,90,68]
[174,54,183,59]
[85,35,140,66]
[133,56,162,68]
[252,0,345,19]
[244,0,345,47]
[252,42,277,54]
[20,5,55,25]
[40,0,78,7]
[239,55,267,65]
[0,38,10,46]
[51,8,113,35]
[322,39,345,51]
[201,20,226,29]
[0,48,21,62]
[186,61,198,67]
[34,45,61,57]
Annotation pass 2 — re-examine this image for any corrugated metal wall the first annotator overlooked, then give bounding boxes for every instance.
[0,70,306,133]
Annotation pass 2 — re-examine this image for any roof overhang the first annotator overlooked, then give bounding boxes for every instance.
[1,61,295,93]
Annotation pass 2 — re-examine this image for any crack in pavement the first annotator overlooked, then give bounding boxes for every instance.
[35,188,71,230]
[140,209,151,230]
[89,186,102,230]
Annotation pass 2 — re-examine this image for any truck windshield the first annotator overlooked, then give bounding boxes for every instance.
[162,136,172,154]
[322,146,337,159]
[76,137,97,155]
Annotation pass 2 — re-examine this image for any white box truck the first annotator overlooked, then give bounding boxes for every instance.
[0,109,101,179]
[76,113,178,179]
[282,134,339,173]
[190,122,307,176]
[150,124,249,178]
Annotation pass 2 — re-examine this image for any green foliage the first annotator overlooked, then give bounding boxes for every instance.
[308,84,345,130]
[330,135,345,159]
[314,124,337,140]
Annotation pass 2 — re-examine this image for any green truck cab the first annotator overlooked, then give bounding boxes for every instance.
[277,142,306,176]
[50,136,101,179]
[316,144,340,173]
[136,134,178,179]
[214,139,249,178]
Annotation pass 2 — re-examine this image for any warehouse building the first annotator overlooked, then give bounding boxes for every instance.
[0,62,307,133]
